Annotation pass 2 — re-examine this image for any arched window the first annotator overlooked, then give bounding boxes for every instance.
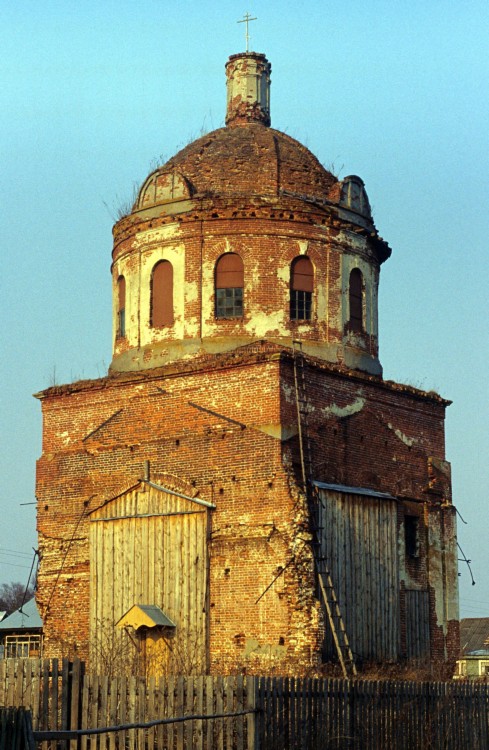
[151,261,174,327]
[117,276,126,337]
[290,256,313,320]
[215,253,244,318]
[349,268,363,332]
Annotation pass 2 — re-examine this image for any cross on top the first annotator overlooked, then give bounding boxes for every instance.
[238,11,257,52]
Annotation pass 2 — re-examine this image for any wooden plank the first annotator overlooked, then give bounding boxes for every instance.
[60,658,70,750]
[235,674,244,750]
[99,674,109,750]
[118,676,127,750]
[147,675,156,749]
[156,677,166,750]
[7,662,17,713]
[127,675,136,750]
[246,676,256,750]
[176,676,185,750]
[215,676,224,750]
[79,674,89,750]
[69,659,81,750]
[205,674,214,750]
[167,676,175,750]
[41,659,50,750]
[23,661,33,716]
[90,675,100,750]
[108,676,118,750]
[226,676,235,750]
[50,658,59,739]
[137,677,146,750]
[184,675,194,750]
[288,676,296,750]
[14,660,24,709]
[194,674,204,750]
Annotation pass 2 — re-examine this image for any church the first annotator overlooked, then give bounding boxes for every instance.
[35,50,459,676]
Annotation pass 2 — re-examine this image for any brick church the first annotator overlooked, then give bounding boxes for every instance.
[35,51,459,676]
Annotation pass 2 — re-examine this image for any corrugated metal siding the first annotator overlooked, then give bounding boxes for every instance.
[89,485,208,673]
[317,489,400,662]
[405,589,431,660]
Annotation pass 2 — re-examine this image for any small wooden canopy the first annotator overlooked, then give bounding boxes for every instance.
[116,604,176,631]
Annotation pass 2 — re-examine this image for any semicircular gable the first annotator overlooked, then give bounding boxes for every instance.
[136,170,192,209]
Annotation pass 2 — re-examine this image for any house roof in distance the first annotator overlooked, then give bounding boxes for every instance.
[460,618,489,656]
[0,598,42,631]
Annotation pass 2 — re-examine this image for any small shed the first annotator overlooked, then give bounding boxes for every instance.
[0,598,43,658]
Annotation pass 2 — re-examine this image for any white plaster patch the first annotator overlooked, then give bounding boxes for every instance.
[134,224,181,247]
[185,281,199,304]
[244,308,286,336]
[387,423,416,447]
[59,431,71,446]
[276,262,290,284]
[322,397,365,419]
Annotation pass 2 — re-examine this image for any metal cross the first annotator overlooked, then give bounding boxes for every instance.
[238,12,257,52]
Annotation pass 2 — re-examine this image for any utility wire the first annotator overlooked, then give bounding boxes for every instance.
[44,502,89,619]
[457,542,475,586]
[19,549,38,614]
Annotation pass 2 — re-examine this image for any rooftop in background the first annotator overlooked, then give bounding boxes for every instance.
[0,598,42,632]
[460,618,489,656]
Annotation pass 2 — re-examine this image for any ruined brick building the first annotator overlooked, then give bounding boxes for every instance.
[35,51,459,675]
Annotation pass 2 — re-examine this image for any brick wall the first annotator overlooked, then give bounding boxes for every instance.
[36,345,458,672]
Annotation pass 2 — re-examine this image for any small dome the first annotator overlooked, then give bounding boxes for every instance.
[135,123,337,211]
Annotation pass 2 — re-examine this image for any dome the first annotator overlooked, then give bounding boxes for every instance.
[135,124,337,211]
[111,52,390,378]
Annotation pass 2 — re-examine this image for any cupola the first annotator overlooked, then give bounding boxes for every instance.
[110,52,391,376]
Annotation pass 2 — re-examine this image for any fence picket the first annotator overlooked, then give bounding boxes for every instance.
[108,675,117,750]
[205,675,214,750]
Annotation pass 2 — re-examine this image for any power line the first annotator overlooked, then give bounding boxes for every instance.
[0,548,32,557]
[0,561,31,570]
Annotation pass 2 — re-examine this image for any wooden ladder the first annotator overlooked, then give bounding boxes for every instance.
[292,341,357,678]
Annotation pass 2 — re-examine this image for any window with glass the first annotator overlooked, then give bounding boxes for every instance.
[4,634,42,658]
[215,253,244,318]
[290,256,313,320]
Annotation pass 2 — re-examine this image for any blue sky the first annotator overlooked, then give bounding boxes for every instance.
[1,1,488,619]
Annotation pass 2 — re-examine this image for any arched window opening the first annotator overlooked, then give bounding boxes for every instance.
[349,268,363,332]
[117,276,126,337]
[215,253,244,318]
[151,261,174,327]
[290,256,313,320]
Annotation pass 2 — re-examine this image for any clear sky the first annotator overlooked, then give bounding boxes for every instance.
[1,1,488,619]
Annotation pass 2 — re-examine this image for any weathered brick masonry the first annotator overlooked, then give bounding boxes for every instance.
[35,51,459,675]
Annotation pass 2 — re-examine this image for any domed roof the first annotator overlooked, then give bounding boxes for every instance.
[133,53,338,213]
[135,123,337,211]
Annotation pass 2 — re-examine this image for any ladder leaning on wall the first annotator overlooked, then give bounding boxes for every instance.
[292,341,357,679]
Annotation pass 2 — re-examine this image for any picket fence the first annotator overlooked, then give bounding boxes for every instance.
[0,659,488,749]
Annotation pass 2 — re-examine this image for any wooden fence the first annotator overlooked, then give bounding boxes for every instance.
[256,676,489,749]
[0,707,35,750]
[1,659,489,748]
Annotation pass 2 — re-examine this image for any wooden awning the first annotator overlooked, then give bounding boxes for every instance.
[116,605,176,631]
